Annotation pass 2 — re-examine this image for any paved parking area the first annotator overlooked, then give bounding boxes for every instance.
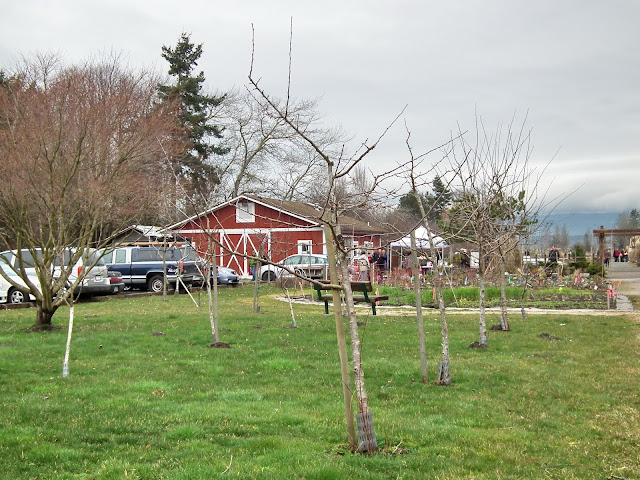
[606,261,640,311]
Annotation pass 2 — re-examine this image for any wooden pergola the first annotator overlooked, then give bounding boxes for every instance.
[592,226,640,274]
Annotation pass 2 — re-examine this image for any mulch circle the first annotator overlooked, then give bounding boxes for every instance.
[538,333,560,340]
[208,342,231,349]
[468,341,488,349]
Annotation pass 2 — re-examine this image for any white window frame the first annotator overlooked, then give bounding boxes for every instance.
[236,201,255,223]
[297,240,312,255]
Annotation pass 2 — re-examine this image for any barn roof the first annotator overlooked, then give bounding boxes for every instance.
[169,195,387,235]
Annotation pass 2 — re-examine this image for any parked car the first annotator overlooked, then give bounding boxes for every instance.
[258,254,328,281]
[0,247,112,301]
[195,264,240,287]
[100,245,202,293]
[55,248,112,296]
[215,266,240,286]
[108,270,125,294]
[0,263,36,304]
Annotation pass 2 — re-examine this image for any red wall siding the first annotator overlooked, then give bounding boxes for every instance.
[183,202,316,231]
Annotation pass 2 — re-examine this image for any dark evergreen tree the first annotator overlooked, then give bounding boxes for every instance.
[159,33,228,200]
[398,191,430,219]
[398,176,452,221]
[425,175,452,220]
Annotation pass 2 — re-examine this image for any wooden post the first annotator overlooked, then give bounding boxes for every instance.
[324,224,356,450]
[598,226,605,276]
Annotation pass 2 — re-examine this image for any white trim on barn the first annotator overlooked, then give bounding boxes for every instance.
[168,195,322,231]
[176,227,324,235]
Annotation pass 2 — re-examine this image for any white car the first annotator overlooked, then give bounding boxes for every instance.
[258,254,328,281]
[0,248,111,301]
[0,263,35,304]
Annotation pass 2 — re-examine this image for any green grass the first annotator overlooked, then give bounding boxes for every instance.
[378,284,609,309]
[0,287,638,479]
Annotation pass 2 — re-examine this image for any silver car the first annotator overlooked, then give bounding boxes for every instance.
[259,254,328,281]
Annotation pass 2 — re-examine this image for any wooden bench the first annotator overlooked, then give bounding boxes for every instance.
[314,280,388,316]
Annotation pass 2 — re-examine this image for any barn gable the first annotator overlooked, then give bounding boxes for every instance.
[170,195,388,277]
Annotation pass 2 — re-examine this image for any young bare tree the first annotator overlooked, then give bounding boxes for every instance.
[246,24,409,452]
[402,127,456,385]
[443,115,545,345]
[0,54,181,328]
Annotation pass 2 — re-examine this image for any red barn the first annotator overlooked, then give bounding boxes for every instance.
[170,195,387,277]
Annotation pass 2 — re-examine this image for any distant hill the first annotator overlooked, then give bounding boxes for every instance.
[542,212,618,236]
[530,212,620,250]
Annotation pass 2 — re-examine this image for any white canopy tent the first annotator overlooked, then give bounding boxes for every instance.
[389,227,450,271]
[390,227,448,249]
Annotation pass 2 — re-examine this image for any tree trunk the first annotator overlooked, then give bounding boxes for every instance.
[324,224,356,451]
[34,301,57,329]
[519,260,530,320]
[498,251,510,331]
[339,256,377,453]
[477,243,488,347]
[206,265,216,343]
[253,255,262,314]
[212,245,219,342]
[162,239,168,301]
[436,284,451,385]
[411,188,452,384]
[410,231,428,384]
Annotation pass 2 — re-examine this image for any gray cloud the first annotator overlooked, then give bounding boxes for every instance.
[2,0,638,213]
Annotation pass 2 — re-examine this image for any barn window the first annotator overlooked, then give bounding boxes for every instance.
[236,200,255,223]
[297,240,312,255]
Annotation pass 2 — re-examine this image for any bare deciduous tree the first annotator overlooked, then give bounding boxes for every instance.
[403,126,457,385]
[0,54,181,328]
[443,114,547,345]
[246,24,408,452]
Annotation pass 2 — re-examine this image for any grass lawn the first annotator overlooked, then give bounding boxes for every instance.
[0,287,638,479]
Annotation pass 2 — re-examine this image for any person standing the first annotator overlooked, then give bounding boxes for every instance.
[373,248,387,283]
[613,249,620,262]
[604,249,611,266]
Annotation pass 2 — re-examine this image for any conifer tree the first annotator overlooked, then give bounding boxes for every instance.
[159,33,228,201]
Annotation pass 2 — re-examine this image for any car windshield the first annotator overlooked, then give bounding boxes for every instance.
[283,256,302,265]
[18,249,40,267]
[179,248,200,261]
[0,252,13,267]
[84,251,106,266]
[53,249,106,267]
[0,263,18,277]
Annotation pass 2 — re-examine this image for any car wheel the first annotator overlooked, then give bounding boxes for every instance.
[261,271,276,282]
[147,275,164,293]
[8,288,26,304]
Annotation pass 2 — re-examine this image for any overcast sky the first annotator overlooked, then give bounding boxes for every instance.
[2,0,639,215]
